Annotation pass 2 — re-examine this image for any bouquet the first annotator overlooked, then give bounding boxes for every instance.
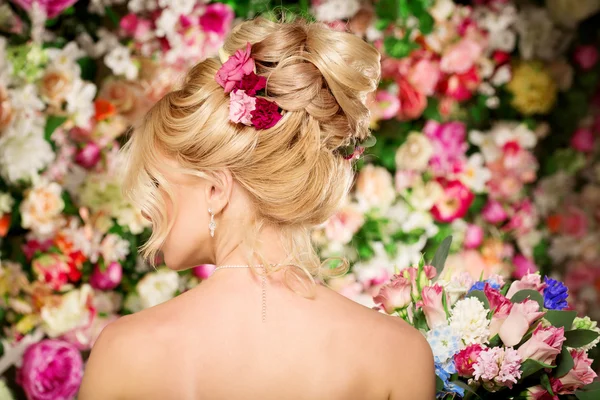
[374,237,600,399]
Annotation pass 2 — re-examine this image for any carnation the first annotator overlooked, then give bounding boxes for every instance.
[250,97,282,129]
[473,347,523,391]
[450,297,491,347]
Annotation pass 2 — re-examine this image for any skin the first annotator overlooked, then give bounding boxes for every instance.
[79,155,435,400]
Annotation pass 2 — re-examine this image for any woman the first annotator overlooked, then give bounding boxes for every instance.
[79,17,435,400]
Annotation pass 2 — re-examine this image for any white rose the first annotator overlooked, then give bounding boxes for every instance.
[41,284,94,338]
[137,269,179,309]
[355,165,396,212]
[546,0,600,28]
[395,132,434,171]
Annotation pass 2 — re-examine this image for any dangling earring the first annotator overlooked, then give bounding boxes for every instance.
[208,208,216,237]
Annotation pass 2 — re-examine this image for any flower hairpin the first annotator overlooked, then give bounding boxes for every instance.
[338,135,377,161]
[215,43,283,130]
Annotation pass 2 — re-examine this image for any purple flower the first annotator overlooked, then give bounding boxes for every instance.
[9,0,79,19]
[543,277,569,310]
[17,339,83,400]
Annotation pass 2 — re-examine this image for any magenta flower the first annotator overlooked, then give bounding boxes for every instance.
[464,224,484,249]
[89,261,123,291]
[482,200,508,224]
[192,264,216,279]
[570,127,595,153]
[513,254,538,279]
[74,141,101,169]
[216,42,255,93]
[199,2,234,36]
[431,178,475,223]
[229,90,256,125]
[17,339,83,400]
[455,344,485,377]
[423,120,468,175]
[573,45,599,70]
[234,72,267,96]
[250,97,282,129]
[10,0,79,19]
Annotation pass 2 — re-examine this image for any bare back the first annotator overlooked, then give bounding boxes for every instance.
[80,269,435,399]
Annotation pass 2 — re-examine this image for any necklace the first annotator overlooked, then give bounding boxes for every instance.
[212,264,271,322]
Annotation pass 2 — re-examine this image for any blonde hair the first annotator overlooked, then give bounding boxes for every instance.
[122,17,380,292]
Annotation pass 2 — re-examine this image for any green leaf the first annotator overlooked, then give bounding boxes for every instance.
[431,236,452,277]
[466,290,490,310]
[489,334,501,347]
[555,346,574,378]
[436,376,445,391]
[383,36,419,59]
[544,310,577,329]
[44,116,67,142]
[361,135,377,148]
[104,6,120,27]
[564,329,600,348]
[375,0,399,21]
[520,359,555,379]
[510,289,544,310]
[417,12,434,34]
[453,381,480,398]
[576,382,600,400]
[540,373,554,396]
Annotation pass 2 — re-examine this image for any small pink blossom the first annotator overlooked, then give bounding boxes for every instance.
[517,324,566,365]
[11,0,78,19]
[396,77,427,121]
[473,347,522,390]
[420,284,447,328]
[464,224,484,249]
[199,3,234,36]
[558,350,597,392]
[574,45,599,70]
[324,204,365,244]
[482,200,508,224]
[216,43,255,93]
[32,253,70,291]
[499,299,545,347]
[431,179,475,223]
[441,38,484,74]
[373,274,413,314]
[506,273,547,298]
[439,67,480,102]
[571,128,596,152]
[370,90,401,122]
[89,261,123,291]
[229,90,256,125]
[74,142,101,169]
[513,254,538,279]
[407,58,441,96]
[193,264,216,279]
[394,169,418,192]
[504,199,538,236]
[455,344,485,377]
[424,120,468,175]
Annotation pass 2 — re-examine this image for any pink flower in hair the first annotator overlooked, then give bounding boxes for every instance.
[235,72,267,96]
[216,43,255,93]
[229,90,256,125]
[251,98,282,129]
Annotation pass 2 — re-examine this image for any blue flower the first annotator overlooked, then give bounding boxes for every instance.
[435,360,464,398]
[468,281,486,293]
[543,277,569,310]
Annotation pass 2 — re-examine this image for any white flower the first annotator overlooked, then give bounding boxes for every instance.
[137,269,180,309]
[41,285,94,338]
[534,172,573,215]
[312,0,360,22]
[9,85,45,112]
[459,153,492,193]
[100,233,130,263]
[65,79,97,128]
[46,42,85,73]
[93,291,123,314]
[104,45,138,80]
[115,207,151,235]
[492,122,537,149]
[352,242,395,287]
[407,177,444,211]
[450,297,490,347]
[0,121,55,184]
[430,0,455,22]
[155,8,179,38]
[549,235,578,263]
[159,0,195,15]
[516,6,573,61]
[0,192,14,214]
[469,129,501,163]
[438,272,475,306]
[19,180,65,237]
[128,0,159,14]
[395,132,434,171]
[491,65,512,87]
[355,165,396,213]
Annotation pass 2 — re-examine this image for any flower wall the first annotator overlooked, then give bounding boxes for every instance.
[0,0,599,398]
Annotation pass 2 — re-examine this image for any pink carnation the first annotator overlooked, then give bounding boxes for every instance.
[473,347,522,390]
[517,324,566,366]
[455,344,485,377]
[369,90,401,121]
[229,90,256,125]
[234,72,267,96]
[558,350,597,392]
[216,43,255,93]
[464,224,484,249]
[482,199,508,224]
[250,97,282,129]
[441,38,484,74]
[17,339,83,400]
[424,120,468,175]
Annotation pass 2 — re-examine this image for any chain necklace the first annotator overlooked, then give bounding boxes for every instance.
[212,264,274,322]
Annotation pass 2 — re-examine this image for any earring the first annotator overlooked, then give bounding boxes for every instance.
[208,208,216,237]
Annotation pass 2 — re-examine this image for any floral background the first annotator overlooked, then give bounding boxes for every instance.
[0,0,599,398]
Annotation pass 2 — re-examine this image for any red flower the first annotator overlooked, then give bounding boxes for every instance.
[251,98,282,129]
[234,72,267,96]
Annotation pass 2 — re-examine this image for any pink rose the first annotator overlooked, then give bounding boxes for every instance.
[89,261,123,291]
[229,90,256,125]
[464,224,484,249]
[506,273,547,298]
[74,141,101,169]
[17,339,83,400]
[250,97,282,129]
[324,204,365,244]
[499,299,545,347]
[10,0,78,19]
[517,324,566,365]
[558,350,597,392]
[234,71,266,96]
[396,77,427,121]
[199,3,234,36]
[193,264,216,279]
[420,284,447,328]
[369,90,401,122]
[373,274,413,314]
[573,45,599,71]
[455,344,485,377]
[407,58,441,96]
[571,128,595,153]
[482,200,508,224]
[431,179,475,223]
[216,42,255,93]
[513,254,538,279]
[441,38,483,74]
[32,253,70,291]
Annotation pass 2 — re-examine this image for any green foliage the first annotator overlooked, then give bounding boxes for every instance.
[555,346,574,378]
[510,290,545,310]
[544,310,577,329]
[564,329,600,348]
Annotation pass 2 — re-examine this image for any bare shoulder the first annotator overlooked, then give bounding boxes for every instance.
[78,310,160,400]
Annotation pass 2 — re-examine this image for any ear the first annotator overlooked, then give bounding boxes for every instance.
[204,169,233,215]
